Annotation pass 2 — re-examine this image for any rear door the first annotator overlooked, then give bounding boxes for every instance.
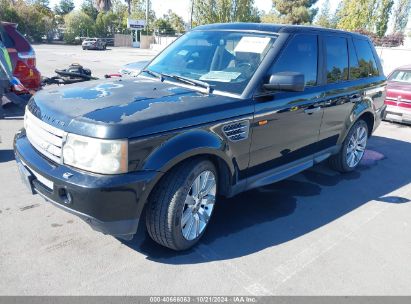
[317,35,355,150]
[318,36,385,149]
[248,33,324,177]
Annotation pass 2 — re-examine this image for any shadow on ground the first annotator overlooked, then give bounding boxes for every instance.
[105,136,411,263]
[0,102,26,119]
[0,150,15,163]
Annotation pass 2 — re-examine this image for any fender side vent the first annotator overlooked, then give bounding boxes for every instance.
[222,120,250,142]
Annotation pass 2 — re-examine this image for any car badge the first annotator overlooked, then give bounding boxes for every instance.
[63,172,74,179]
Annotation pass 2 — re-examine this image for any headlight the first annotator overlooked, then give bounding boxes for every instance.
[62,133,128,174]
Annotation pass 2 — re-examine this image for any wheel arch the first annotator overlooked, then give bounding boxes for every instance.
[142,129,237,198]
[338,106,376,145]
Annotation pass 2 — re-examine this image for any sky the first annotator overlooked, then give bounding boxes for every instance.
[48,0,337,22]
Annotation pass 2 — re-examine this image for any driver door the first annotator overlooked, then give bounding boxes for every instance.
[248,34,325,178]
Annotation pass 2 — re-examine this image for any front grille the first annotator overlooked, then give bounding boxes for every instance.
[25,109,66,163]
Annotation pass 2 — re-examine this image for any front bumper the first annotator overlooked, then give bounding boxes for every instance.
[14,131,161,240]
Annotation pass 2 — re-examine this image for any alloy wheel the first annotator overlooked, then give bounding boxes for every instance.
[346,125,367,168]
[181,170,216,241]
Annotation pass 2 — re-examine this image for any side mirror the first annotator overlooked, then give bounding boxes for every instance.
[263,72,305,92]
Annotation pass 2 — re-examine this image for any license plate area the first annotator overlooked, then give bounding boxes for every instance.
[17,160,54,193]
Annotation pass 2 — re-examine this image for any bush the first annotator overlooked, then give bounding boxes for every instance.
[64,11,95,44]
[354,29,405,47]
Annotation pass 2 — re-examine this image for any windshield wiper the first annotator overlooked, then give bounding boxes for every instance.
[141,69,162,79]
[142,69,213,93]
[162,73,213,93]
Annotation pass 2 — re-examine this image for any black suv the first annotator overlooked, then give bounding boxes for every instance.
[14,23,386,251]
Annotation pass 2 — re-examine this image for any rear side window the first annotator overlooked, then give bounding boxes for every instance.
[0,26,15,48]
[271,34,318,86]
[353,39,379,78]
[325,36,348,83]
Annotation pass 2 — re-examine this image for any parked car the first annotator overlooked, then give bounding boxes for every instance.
[82,38,106,50]
[383,65,411,124]
[14,24,386,251]
[119,60,149,76]
[0,22,41,91]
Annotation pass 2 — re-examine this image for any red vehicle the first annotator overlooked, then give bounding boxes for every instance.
[383,65,411,124]
[0,22,41,91]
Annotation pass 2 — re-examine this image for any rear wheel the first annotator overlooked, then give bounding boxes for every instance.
[146,159,217,251]
[329,120,368,173]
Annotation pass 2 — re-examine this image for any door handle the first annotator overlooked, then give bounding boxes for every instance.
[304,106,322,115]
[350,94,362,103]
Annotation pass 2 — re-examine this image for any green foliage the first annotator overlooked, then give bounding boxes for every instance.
[375,0,394,37]
[337,0,380,31]
[154,10,185,34]
[54,0,75,16]
[0,0,56,42]
[130,0,156,27]
[81,0,99,20]
[392,0,411,33]
[314,0,335,28]
[271,0,318,24]
[64,11,95,43]
[193,0,260,25]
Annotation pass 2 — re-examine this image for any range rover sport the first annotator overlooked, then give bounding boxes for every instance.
[14,24,386,251]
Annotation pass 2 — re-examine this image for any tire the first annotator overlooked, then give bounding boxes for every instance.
[82,47,86,50]
[329,120,369,173]
[146,159,218,251]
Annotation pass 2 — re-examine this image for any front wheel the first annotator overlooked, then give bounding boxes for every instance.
[329,120,368,173]
[146,159,217,251]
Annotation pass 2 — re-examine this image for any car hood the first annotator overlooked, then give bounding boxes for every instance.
[28,77,247,139]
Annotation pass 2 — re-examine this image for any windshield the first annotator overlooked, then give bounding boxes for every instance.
[145,30,277,95]
[389,70,411,83]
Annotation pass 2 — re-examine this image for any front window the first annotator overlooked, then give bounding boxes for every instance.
[389,70,411,83]
[145,30,277,95]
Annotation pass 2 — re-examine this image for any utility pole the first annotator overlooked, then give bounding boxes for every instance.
[146,0,150,31]
[190,0,195,29]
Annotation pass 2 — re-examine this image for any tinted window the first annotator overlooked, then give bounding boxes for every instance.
[271,34,318,86]
[0,26,14,48]
[348,39,361,80]
[353,39,379,78]
[325,36,348,83]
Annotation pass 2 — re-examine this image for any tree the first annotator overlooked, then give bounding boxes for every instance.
[165,10,186,33]
[392,0,411,33]
[193,0,260,25]
[375,0,394,37]
[94,0,112,12]
[81,0,99,20]
[0,0,56,42]
[337,0,380,31]
[315,0,334,28]
[54,0,75,16]
[154,10,186,34]
[271,0,318,24]
[64,10,95,43]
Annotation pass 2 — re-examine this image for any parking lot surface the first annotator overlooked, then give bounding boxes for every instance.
[0,45,411,295]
